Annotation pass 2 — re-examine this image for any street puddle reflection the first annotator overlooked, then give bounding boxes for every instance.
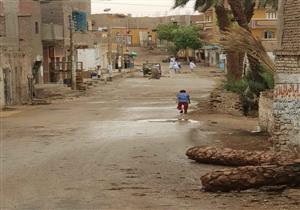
[137,118,199,124]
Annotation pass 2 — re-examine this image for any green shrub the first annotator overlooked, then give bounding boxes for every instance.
[260,71,274,89]
[223,64,274,115]
[224,79,248,94]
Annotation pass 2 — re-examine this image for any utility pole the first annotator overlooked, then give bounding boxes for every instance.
[108,25,112,65]
[107,23,113,80]
[69,14,76,90]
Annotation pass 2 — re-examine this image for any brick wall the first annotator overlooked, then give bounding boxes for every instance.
[18,0,43,62]
[259,90,274,133]
[272,0,300,152]
[281,0,300,51]
[210,90,244,116]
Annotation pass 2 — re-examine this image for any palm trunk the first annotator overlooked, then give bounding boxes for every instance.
[186,146,295,166]
[228,0,262,80]
[214,4,230,31]
[214,4,242,79]
[186,48,190,63]
[201,161,300,192]
[228,0,250,31]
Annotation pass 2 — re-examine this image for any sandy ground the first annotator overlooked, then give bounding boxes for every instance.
[1,49,299,210]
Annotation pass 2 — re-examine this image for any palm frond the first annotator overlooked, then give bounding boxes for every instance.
[174,0,216,12]
[257,0,279,9]
[195,0,214,12]
[219,26,275,73]
[173,0,191,8]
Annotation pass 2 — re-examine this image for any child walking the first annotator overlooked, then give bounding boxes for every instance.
[176,90,191,114]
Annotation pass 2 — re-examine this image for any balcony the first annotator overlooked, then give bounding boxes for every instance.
[194,20,214,31]
[41,23,64,42]
[250,18,278,29]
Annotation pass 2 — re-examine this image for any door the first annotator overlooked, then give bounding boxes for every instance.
[3,68,12,105]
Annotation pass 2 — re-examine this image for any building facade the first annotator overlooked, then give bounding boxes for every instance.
[195,3,278,67]
[0,0,43,108]
[90,14,203,48]
[250,8,278,60]
[40,0,93,83]
[272,0,300,152]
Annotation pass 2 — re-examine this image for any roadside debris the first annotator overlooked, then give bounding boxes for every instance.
[186,146,299,192]
[200,160,300,192]
[186,146,295,166]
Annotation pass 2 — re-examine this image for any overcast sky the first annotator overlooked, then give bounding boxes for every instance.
[91,0,199,17]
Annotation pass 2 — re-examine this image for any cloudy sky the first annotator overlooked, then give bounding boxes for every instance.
[91,0,199,17]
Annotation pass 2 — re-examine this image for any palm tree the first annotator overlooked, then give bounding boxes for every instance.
[174,0,278,80]
[257,0,279,9]
[174,0,241,78]
[174,0,230,31]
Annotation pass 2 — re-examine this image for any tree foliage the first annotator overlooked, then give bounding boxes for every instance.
[156,24,179,41]
[171,26,202,51]
[157,24,202,51]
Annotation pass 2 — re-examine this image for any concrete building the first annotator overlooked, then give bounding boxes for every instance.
[272,0,300,152]
[250,7,278,60]
[0,0,43,108]
[91,14,201,31]
[40,0,94,83]
[195,3,279,67]
[90,14,203,48]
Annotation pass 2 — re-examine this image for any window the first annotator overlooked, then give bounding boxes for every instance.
[266,11,277,19]
[35,21,39,34]
[205,15,212,22]
[264,30,275,39]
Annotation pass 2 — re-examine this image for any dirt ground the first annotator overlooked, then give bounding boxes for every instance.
[1,49,299,210]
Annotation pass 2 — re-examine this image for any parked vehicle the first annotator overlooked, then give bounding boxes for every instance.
[142,63,161,78]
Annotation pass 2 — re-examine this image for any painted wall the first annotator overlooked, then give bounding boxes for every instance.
[272,0,300,152]
[77,48,100,71]
[250,8,278,52]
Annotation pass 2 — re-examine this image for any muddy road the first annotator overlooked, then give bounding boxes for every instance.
[1,69,299,209]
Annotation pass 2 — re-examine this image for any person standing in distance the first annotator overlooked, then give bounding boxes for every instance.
[189,60,197,72]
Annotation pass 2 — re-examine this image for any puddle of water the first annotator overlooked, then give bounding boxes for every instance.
[137,118,200,124]
[126,106,175,111]
[88,101,108,104]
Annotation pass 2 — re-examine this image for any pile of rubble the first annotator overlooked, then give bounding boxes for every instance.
[210,89,244,116]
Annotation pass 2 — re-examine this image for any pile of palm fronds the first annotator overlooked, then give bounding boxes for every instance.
[219,26,275,73]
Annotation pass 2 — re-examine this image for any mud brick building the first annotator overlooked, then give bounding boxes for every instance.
[273,0,300,151]
[40,0,94,83]
[0,0,43,108]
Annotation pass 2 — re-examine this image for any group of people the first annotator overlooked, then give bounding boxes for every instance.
[169,57,197,73]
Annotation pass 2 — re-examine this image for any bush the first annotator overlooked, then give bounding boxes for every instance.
[224,79,248,94]
[260,71,274,89]
[224,71,273,115]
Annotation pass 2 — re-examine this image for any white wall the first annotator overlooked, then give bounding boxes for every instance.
[77,48,100,71]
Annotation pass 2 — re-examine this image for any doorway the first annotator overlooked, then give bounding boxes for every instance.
[3,68,12,105]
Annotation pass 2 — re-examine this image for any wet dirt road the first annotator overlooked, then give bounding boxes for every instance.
[2,69,299,210]
[2,70,219,209]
